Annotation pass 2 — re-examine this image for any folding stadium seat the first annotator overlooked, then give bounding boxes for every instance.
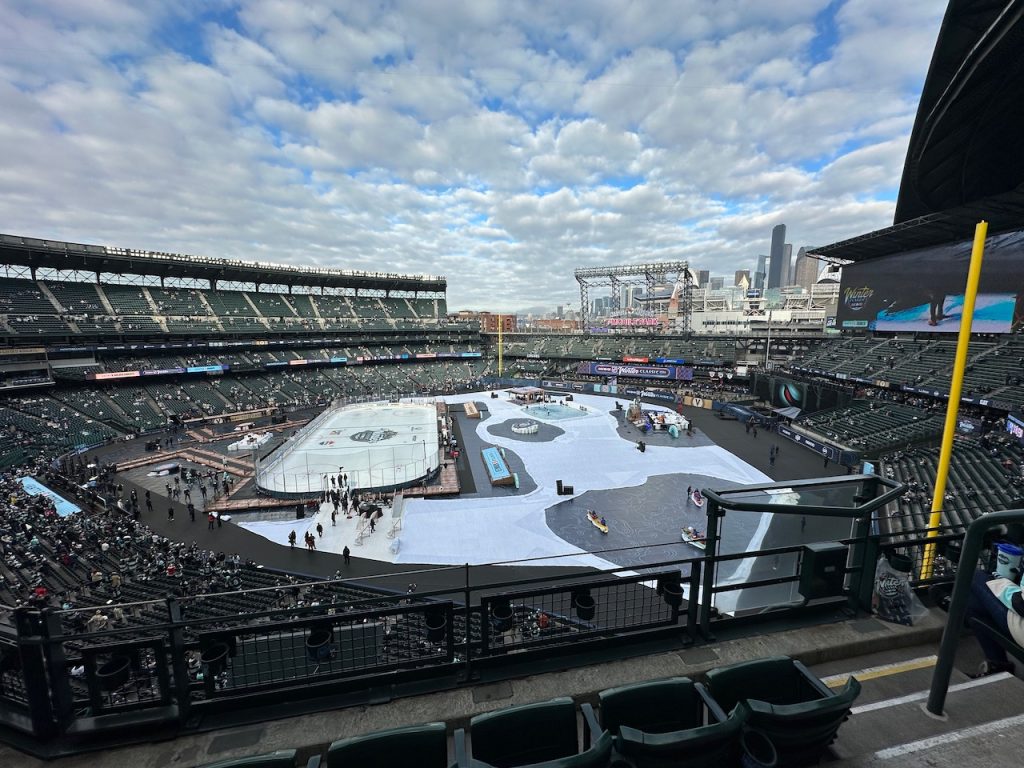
[597,677,741,767]
[455,697,612,768]
[197,749,297,768]
[705,656,859,767]
[306,722,448,768]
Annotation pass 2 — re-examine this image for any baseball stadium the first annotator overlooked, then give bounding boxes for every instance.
[2,2,1024,767]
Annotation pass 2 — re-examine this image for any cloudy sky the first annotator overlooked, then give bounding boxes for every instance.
[0,1,946,312]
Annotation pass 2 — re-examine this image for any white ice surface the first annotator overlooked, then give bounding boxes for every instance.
[239,391,772,569]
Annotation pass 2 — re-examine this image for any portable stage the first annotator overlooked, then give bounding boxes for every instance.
[508,386,547,404]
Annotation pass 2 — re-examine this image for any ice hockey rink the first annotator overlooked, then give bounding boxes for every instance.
[255,401,440,495]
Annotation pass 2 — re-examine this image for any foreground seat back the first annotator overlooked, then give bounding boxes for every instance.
[707,656,860,767]
[465,696,611,768]
[323,722,448,768]
[199,749,297,768]
[735,677,860,766]
[599,677,702,734]
[705,656,823,714]
[599,677,740,768]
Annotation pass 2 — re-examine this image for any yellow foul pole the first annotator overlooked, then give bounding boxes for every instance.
[921,220,988,579]
[497,314,503,377]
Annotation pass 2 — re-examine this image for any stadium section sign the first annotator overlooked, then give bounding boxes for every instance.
[837,229,1024,333]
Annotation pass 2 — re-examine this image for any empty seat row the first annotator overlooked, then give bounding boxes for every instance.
[201,656,859,768]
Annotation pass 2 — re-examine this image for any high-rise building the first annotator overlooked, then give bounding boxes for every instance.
[767,224,786,289]
[754,255,767,290]
[620,285,642,309]
[734,269,750,286]
[782,243,793,285]
[794,247,819,290]
[698,270,710,287]
[709,276,725,290]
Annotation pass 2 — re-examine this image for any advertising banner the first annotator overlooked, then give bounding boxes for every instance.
[607,317,659,326]
[778,424,841,462]
[1007,414,1024,444]
[87,370,140,381]
[956,416,983,435]
[837,229,1024,333]
[186,365,229,374]
[576,362,692,380]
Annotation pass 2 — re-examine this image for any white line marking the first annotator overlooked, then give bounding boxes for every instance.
[851,672,1012,714]
[875,711,1024,759]
[819,655,937,687]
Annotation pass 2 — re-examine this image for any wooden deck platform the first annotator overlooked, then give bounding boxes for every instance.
[178,447,251,476]
[403,454,460,497]
[206,495,318,513]
[113,447,252,477]
[113,449,187,472]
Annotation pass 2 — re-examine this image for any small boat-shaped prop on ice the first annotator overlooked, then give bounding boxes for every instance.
[681,525,707,550]
[586,509,609,534]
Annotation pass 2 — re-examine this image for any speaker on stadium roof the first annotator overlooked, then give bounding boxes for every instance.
[556,479,564,495]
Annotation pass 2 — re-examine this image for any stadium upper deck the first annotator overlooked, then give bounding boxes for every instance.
[0,233,451,343]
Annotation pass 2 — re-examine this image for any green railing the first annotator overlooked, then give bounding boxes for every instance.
[4,474,973,757]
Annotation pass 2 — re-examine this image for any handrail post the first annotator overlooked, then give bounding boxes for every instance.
[699,498,720,640]
[462,563,476,683]
[847,514,874,614]
[927,508,1024,715]
[166,597,192,723]
[13,608,59,739]
[686,560,702,644]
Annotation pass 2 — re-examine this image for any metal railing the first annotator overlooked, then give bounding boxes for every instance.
[1,480,977,753]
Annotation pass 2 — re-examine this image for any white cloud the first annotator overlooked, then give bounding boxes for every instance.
[0,0,949,311]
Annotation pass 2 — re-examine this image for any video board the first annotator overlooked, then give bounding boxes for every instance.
[837,229,1024,333]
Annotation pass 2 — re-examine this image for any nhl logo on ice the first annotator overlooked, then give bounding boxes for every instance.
[350,429,397,443]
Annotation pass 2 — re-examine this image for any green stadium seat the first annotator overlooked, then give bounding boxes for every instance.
[306,722,448,768]
[197,749,297,768]
[455,697,612,768]
[597,677,741,767]
[706,656,860,767]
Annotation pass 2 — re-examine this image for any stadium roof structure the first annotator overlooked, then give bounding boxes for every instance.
[895,0,1024,224]
[812,0,1024,263]
[0,233,446,293]
[810,187,1024,263]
